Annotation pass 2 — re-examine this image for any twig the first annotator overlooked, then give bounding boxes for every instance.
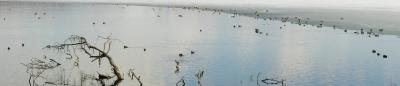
[128,69,143,86]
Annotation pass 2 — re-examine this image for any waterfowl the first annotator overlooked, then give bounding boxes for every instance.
[7,47,10,50]
[372,50,376,53]
[123,45,128,49]
[191,51,195,54]
[379,29,383,32]
[179,54,184,57]
[143,48,146,51]
[383,55,388,58]
[255,29,259,33]
[377,53,380,56]
[22,43,24,47]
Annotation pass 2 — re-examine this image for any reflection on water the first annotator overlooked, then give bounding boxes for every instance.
[1,2,400,86]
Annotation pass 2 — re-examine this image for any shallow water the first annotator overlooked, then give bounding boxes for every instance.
[1,2,400,86]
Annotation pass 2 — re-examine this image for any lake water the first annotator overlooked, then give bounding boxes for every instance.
[1,2,400,86]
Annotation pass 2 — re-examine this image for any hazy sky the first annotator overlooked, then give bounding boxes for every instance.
[2,0,400,9]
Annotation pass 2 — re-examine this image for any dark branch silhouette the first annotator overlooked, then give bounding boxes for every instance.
[128,69,143,86]
[43,35,124,81]
[22,35,129,86]
[195,70,205,86]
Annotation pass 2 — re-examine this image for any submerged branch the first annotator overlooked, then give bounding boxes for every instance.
[128,69,143,86]
[43,35,124,80]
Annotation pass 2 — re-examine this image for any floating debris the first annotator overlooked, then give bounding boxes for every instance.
[34,12,38,15]
[200,29,202,32]
[157,15,160,17]
[383,55,388,58]
[92,22,95,25]
[238,25,242,28]
[179,54,184,57]
[178,15,183,17]
[102,22,106,24]
[123,45,128,49]
[143,48,146,52]
[191,51,195,54]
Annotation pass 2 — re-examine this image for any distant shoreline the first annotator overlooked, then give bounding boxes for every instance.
[2,1,400,36]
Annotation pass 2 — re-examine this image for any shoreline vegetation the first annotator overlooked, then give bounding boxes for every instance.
[1,1,400,36]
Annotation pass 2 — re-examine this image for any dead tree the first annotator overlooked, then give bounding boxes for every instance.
[38,35,124,86]
[43,35,124,81]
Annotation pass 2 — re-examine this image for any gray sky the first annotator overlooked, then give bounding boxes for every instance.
[2,0,400,10]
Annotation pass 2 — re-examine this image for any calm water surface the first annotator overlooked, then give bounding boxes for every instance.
[0,2,400,86]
